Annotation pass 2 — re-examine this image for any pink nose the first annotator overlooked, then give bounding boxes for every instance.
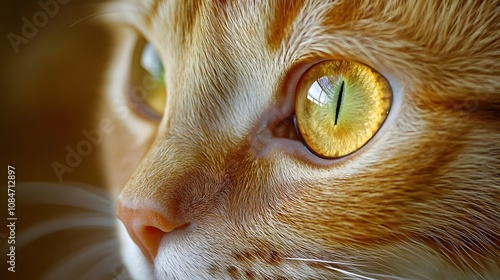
[116,200,183,263]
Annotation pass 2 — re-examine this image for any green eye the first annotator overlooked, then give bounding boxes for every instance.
[130,39,166,120]
[295,61,391,158]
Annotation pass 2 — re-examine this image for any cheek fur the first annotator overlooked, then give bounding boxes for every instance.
[106,0,500,278]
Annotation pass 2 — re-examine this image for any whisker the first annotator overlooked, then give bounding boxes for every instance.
[349,269,413,280]
[285,257,358,267]
[325,266,378,280]
[287,256,411,280]
[66,2,149,28]
[68,10,121,28]
[81,251,129,280]
[18,182,113,213]
[41,240,120,280]
[18,213,116,248]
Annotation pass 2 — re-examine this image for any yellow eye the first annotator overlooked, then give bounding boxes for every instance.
[295,61,391,158]
[129,39,166,120]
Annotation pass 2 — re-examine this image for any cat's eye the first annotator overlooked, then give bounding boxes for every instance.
[295,61,391,158]
[129,39,166,120]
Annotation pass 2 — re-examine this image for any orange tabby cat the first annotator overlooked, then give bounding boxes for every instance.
[5,1,494,278]
[92,0,499,279]
[72,0,500,279]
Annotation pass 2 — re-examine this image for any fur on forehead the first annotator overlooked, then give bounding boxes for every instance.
[143,0,499,94]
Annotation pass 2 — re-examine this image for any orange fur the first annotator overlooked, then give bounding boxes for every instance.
[94,0,500,279]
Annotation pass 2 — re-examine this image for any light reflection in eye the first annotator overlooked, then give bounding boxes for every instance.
[141,43,164,83]
[307,80,328,106]
[306,76,343,107]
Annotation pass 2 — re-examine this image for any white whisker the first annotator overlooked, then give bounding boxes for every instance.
[349,269,413,280]
[285,257,358,267]
[325,266,378,280]
[81,252,129,280]
[287,256,411,280]
[68,2,149,28]
[41,240,120,280]
[18,213,116,248]
[68,11,120,28]
[18,182,113,214]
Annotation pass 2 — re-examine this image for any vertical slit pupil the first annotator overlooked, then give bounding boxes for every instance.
[334,81,344,125]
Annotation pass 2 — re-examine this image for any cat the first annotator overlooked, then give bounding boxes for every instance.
[91,0,500,279]
[94,0,500,279]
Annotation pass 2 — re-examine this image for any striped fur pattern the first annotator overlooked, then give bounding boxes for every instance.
[99,0,500,279]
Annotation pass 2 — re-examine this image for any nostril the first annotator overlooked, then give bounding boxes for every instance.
[116,200,185,263]
[140,226,167,260]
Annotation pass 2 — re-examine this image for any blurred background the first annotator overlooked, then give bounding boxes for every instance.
[1,1,125,279]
